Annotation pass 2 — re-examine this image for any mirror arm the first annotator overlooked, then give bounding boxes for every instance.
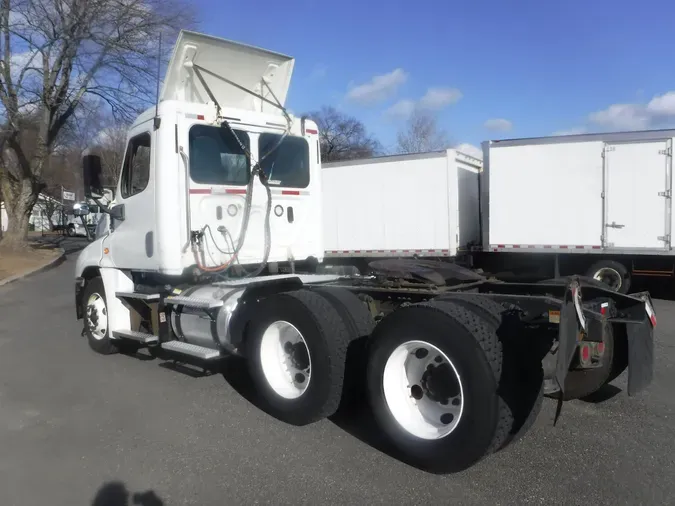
[79,215,95,242]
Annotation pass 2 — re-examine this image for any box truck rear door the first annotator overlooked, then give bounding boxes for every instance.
[604,140,672,250]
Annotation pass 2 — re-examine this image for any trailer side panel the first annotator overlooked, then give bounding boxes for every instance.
[322,151,477,257]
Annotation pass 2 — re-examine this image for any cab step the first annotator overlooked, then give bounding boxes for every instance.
[112,329,159,344]
[161,341,222,360]
[116,292,161,302]
[163,296,223,309]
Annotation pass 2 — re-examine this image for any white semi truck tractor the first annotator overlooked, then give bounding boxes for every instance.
[73,30,657,474]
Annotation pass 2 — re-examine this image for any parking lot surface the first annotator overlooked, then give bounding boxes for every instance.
[1,251,674,505]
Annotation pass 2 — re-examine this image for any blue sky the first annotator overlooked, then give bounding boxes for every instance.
[192,0,675,157]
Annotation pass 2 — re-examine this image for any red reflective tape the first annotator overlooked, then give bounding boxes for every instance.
[512,245,521,248]
[441,249,449,253]
[189,189,211,194]
[559,245,569,249]
[282,190,300,196]
[575,245,585,249]
[353,250,361,253]
[305,128,318,134]
[197,114,205,120]
[226,188,247,194]
[497,244,505,248]
[592,245,601,249]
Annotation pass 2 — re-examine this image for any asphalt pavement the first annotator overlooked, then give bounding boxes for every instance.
[1,243,674,505]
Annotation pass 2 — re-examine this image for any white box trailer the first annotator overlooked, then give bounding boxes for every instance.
[321,129,675,293]
[480,129,675,292]
[321,149,482,258]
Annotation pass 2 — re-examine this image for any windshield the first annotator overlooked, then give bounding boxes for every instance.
[189,125,250,185]
[259,133,310,188]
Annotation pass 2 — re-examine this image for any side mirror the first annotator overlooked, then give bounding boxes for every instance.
[82,152,103,198]
[73,203,90,216]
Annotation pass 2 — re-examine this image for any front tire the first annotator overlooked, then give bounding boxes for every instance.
[82,277,119,355]
[245,289,352,426]
[366,300,504,473]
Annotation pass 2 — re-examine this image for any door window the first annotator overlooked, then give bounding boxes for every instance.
[120,133,151,199]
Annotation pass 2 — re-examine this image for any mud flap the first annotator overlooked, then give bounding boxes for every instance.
[626,319,654,396]
[553,287,579,425]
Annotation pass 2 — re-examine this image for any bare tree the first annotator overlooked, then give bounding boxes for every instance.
[94,120,128,186]
[307,106,381,162]
[0,0,194,250]
[396,110,451,154]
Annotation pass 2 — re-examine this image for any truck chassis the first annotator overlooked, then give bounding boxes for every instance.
[74,262,655,474]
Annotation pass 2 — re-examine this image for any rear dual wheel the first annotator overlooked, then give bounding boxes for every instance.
[244,287,372,426]
[366,298,544,474]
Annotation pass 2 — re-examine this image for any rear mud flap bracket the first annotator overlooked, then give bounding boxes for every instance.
[553,295,579,424]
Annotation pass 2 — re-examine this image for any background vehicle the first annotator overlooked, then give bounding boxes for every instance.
[72,29,656,474]
[322,130,675,294]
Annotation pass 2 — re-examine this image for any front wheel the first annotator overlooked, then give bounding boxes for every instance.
[82,277,119,355]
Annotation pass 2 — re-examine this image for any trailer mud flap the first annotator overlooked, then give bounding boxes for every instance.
[626,319,654,396]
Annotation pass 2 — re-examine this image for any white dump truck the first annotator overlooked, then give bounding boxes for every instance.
[322,130,675,294]
[73,30,656,474]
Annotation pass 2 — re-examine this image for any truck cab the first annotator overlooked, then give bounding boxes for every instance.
[76,30,323,280]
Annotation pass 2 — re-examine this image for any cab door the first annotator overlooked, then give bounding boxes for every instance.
[103,121,157,269]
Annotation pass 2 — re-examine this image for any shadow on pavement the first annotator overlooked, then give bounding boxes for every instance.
[92,481,164,506]
[578,383,623,404]
[218,351,404,466]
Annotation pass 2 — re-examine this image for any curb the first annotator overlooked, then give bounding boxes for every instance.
[0,247,67,288]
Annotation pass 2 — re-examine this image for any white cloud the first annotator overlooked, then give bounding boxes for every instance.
[646,91,675,115]
[346,68,408,105]
[384,86,462,120]
[419,87,462,110]
[455,142,483,159]
[588,90,675,131]
[484,118,513,132]
[385,99,416,119]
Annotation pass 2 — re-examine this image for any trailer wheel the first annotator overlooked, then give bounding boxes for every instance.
[245,289,351,426]
[366,300,507,473]
[82,277,119,355]
[585,260,630,294]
